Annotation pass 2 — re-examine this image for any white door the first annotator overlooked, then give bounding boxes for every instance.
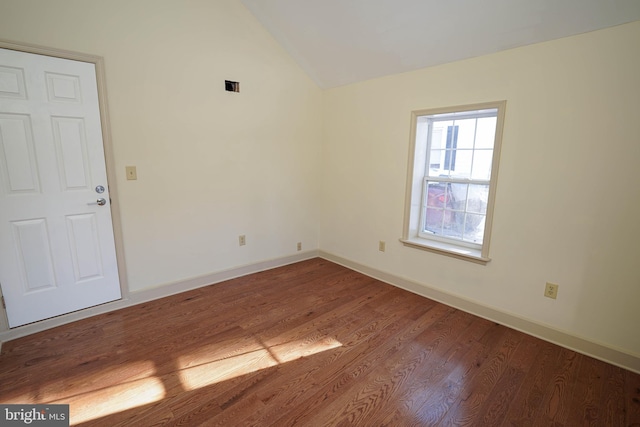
[0,47,121,328]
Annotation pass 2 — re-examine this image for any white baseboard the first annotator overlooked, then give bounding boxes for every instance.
[319,250,640,374]
[0,250,318,344]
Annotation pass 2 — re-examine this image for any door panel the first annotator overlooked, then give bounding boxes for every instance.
[53,116,91,190]
[0,65,27,99]
[0,113,40,193]
[46,72,82,103]
[0,47,121,328]
[66,213,103,282]
[12,218,57,292]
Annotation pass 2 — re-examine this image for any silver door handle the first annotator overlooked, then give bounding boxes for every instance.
[88,198,107,206]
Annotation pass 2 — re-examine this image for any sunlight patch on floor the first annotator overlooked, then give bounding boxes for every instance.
[179,347,279,390]
[31,336,343,424]
[267,336,343,364]
[178,336,342,391]
[59,376,166,425]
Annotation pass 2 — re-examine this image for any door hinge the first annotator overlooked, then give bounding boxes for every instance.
[1,296,5,309]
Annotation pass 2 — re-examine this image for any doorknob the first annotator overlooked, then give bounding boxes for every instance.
[88,198,107,206]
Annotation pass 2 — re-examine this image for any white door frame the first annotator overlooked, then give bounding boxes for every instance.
[0,39,129,333]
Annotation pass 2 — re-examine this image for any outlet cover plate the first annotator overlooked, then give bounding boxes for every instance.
[545,282,559,299]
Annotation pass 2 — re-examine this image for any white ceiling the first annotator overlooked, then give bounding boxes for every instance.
[241,0,640,88]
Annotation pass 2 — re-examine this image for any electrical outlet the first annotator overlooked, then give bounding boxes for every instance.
[297,242,302,251]
[239,235,246,246]
[378,241,386,252]
[125,166,137,180]
[544,282,559,299]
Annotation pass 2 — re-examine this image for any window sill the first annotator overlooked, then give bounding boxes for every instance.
[399,237,490,265]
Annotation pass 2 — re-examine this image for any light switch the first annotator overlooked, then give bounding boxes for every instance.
[126,166,137,180]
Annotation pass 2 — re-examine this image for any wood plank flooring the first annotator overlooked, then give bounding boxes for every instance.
[1,258,639,426]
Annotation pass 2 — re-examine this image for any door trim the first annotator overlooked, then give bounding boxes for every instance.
[0,39,129,332]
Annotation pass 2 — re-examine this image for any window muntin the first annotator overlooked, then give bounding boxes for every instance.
[403,102,505,262]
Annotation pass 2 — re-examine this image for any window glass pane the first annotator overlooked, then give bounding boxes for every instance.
[428,149,444,172]
[442,223,463,241]
[449,149,472,178]
[426,181,451,207]
[424,206,444,234]
[462,213,485,244]
[455,119,476,149]
[471,149,493,180]
[424,182,452,233]
[467,184,489,214]
[448,182,468,211]
[430,123,448,151]
[426,197,463,240]
[475,116,497,149]
[428,121,452,176]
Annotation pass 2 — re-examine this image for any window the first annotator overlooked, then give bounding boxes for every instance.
[402,101,506,264]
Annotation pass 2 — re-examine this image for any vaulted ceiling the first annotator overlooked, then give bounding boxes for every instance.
[241,0,640,88]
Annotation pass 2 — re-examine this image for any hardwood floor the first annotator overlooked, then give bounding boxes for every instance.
[1,258,639,426]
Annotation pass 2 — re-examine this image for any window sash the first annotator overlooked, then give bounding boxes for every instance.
[422,176,490,185]
[425,109,497,122]
[418,178,486,249]
[418,111,496,248]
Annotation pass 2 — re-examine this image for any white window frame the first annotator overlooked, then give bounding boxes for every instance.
[401,101,506,264]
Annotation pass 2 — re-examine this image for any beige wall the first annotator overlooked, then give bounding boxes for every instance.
[0,0,323,292]
[321,21,640,356]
